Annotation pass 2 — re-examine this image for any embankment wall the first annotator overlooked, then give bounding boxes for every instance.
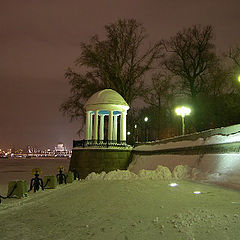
[130,124,240,188]
[70,148,132,179]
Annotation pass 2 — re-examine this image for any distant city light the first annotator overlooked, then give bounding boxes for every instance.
[134,124,137,129]
[169,183,178,187]
[127,131,131,135]
[0,143,72,158]
[144,117,148,122]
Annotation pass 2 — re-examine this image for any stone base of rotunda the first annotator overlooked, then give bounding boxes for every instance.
[69,147,133,179]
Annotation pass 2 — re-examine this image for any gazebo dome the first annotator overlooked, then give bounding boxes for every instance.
[84,89,130,143]
[85,89,129,112]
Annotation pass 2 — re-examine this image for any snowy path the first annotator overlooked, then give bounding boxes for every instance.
[0,179,240,240]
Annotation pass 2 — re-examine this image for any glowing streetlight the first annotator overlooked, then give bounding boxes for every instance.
[144,117,148,122]
[175,106,191,135]
[127,131,131,135]
[238,75,240,82]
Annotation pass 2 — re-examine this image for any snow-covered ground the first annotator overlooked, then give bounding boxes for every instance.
[1,178,240,240]
[1,151,240,239]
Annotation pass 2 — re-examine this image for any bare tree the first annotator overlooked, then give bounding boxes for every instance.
[60,19,163,121]
[228,46,240,68]
[226,45,240,91]
[206,59,232,96]
[143,71,176,138]
[162,25,217,100]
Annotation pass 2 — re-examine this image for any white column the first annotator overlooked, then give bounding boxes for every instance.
[85,111,91,140]
[113,115,118,141]
[93,110,99,141]
[99,114,105,141]
[120,111,127,142]
[89,113,93,140]
[108,110,113,141]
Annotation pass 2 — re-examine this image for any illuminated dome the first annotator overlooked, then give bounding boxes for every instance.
[85,89,129,112]
[84,89,130,143]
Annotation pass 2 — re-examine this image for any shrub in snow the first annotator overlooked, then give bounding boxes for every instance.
[104,170,138,180]
[155,165,172,180]
[172,165,190,179]
[98,171,107,178]
[138,166,172,180]
[139,169,157,179]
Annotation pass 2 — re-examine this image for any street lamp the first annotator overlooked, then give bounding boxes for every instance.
[134,124,138,143]
[175,106,191,135]
[144,117,149,142]
[126,131,131,145]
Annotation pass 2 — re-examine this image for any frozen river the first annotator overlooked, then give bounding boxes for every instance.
[0,157,70,193]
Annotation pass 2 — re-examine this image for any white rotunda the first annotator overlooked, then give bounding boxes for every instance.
[84,89,130,143]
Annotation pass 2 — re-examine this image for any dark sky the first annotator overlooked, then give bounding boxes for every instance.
[0,0,240,150]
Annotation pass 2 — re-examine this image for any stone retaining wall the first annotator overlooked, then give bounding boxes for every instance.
[69,148,132,179]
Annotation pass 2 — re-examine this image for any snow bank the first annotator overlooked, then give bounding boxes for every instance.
[139,166,172,180]
[134,138,204,151]
[128,154,198,173]
[205,132,240,145]
[134,132,240,152]
[172,165,191,179]
[129,153,240,188]
[85,171,107,180]
[86,170,138,180]
[104,170,138,180]
[85,165,193,181]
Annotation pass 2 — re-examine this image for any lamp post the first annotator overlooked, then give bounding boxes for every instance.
[126,131,131,145]
[144,117,149,142]
[134,124,138,143]
[175,106,191,135]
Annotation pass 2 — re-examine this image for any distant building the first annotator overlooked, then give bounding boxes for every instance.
[54,143,69,156]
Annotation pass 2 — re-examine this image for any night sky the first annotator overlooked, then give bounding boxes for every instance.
[1,0,240,150]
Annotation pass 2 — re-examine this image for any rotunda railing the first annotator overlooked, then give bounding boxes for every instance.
[73,139,128,148]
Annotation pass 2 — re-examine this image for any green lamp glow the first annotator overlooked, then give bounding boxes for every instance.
[175,106,191,117]
[175,106,191,135]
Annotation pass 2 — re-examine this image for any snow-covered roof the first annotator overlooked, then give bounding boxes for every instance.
[85,89,129,112]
